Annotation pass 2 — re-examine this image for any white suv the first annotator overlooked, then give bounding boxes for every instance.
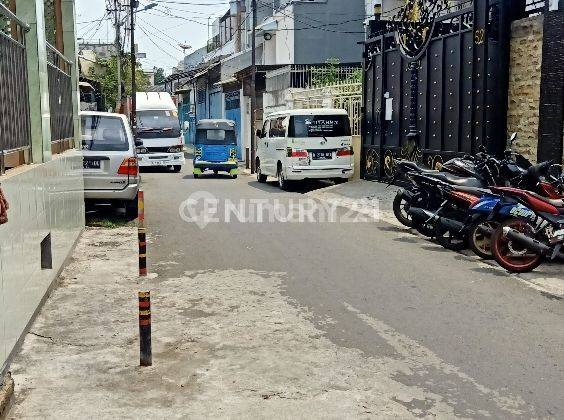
[255,109,354,190]
[80,112,140,216]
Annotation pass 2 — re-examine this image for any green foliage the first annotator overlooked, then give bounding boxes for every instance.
[310,58,362,88]
[88,54,150,111]
[311,58,340,87]
[154,67,166,85]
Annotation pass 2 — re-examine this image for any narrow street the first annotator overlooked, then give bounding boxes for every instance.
[11,164,562,418]
[142,166,564,417]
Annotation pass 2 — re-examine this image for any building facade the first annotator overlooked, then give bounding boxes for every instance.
[0,0,84,372]
[171,0,366,162]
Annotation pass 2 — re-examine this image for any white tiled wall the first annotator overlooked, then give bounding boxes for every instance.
[0,152,85,370]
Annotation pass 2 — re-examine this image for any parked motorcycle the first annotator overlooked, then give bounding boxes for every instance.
[489,187,564,272]
[435,161,560,257]
[391,152,495,230]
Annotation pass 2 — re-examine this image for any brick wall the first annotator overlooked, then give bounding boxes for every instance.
[506,15,544,163]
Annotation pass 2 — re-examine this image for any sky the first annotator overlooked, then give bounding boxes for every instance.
[75,0,231,73]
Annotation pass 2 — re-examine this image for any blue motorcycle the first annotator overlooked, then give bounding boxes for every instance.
[434,161,556,259]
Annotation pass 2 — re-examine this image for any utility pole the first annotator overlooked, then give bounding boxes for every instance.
[250,0,257,173]
[130,0,137,129]
[114,0,121,110]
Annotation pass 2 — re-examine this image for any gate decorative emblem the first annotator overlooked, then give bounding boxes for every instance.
[391,0,450,59]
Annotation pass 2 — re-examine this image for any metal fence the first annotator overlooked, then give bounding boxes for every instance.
[46,42,74,150]
[266,64,363,93]
[291,83,363,136]
[0,3,31,173]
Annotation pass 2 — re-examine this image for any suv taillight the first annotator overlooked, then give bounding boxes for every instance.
[336,146,354,157]
[118,157,138,176]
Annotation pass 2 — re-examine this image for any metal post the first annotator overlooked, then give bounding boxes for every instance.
[138,190,147,277]
[138,291,152,366]
[114,0,121,110]
[250,0,257,173]
[407,60,419,142]
[130,0,137,128]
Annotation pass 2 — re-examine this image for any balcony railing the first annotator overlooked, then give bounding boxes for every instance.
[207,35,220,53]
[46,42,74,154]
[266,64,363,93]
[0,3,31,174]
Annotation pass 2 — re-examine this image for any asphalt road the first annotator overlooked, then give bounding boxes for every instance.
[140,163,564,418]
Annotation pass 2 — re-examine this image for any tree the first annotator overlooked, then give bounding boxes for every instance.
[88,54,150,111]
[154,67,166,85]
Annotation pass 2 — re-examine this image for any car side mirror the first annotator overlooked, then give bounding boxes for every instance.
[256,129,262,138]
[135,139,143,147]
[183,121,190,131]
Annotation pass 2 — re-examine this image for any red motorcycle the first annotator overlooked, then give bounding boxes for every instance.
[490,187,564,273]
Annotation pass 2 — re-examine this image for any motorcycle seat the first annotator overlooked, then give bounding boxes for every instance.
[425,172,485,188]
[528,191,564,209]
[454,186,491,196]
[398,160,438,174]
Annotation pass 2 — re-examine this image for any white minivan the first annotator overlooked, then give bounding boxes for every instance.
[255,109,354,189]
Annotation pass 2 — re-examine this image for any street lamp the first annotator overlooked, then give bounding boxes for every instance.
[136,2,157,13]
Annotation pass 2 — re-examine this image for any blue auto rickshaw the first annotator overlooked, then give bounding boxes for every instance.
[193,119,238,179]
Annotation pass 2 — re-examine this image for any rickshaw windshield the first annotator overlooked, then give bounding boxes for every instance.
[196,129,237,145]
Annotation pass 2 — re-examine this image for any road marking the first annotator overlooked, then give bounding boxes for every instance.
[308,186,564,299]
[344,302,531,416]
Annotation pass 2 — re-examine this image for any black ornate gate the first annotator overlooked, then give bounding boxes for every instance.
[362,0,512,179]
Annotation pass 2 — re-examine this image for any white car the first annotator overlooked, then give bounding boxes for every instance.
[255,108,354,189]
[80,112,140,216]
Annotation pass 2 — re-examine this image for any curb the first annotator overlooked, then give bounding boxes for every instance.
[0,373,14,419]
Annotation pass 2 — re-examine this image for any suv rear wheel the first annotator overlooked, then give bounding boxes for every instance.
[277,164,290,191]
[256,160,267,183]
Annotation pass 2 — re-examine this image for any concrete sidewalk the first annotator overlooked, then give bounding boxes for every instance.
[8,228,456,418]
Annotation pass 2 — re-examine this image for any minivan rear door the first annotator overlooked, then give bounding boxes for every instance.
[81,114,134,191]
[288,114,353,167]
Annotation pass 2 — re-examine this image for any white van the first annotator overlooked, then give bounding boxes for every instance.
[135,92,185,172]
[255,109,354,189]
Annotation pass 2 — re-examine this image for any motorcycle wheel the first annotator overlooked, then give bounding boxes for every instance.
[469,221,498,260]
[393,192,413,228]
[435,219,467,251]
[491,218,543,273]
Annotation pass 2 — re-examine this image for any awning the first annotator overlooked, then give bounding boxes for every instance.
[256,18,278,33]
[213,77,239,87]
[175,87,191,94]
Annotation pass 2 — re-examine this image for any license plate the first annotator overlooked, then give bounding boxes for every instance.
[153,161,168,166]
[83,159,101,169]
[312,151,333,160]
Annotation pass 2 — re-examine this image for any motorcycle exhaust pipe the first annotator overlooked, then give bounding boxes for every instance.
[408,207,438,223]
[502,227,552,255]
[476,224,494,236]
[438,217,465,232]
